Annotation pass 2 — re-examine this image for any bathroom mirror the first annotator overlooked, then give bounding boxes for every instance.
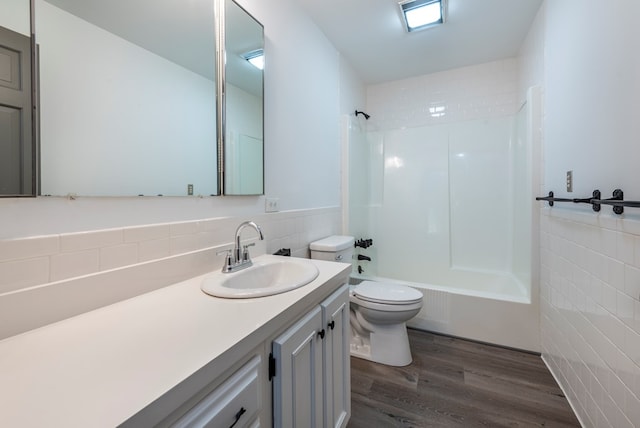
[220,0,264,195]
[36,0,218,197]
[0,0,35,197]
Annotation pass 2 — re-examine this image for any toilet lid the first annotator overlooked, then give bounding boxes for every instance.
[353,281,423,305]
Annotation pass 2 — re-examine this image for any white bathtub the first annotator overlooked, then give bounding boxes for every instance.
[344,87,543,353]
[351,271,540,352]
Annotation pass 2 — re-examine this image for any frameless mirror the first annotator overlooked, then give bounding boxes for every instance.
[220,0,264,195]
[0,0,35,196]
[36,0,218,196]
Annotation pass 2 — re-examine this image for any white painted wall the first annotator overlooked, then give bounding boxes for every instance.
[240,0,341,211]
[339,58,367,234]
[517,3,545,106]
[526,1,640,427]
[0,0,30,36]
[0,0,354,239]
[339,58,366,117]
[544,0,640,206]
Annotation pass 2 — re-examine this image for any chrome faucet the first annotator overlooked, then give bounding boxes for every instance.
[219,221,264,273]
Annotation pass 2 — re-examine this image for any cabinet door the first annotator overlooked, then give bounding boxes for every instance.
[273,306,324,428]
[172,355,262,428]
[321,284,350,428]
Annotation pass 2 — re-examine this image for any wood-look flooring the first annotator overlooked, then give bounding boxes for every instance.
[348,329,581,428]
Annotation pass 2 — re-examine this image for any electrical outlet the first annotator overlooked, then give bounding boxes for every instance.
[265,198,280,212]
[566,171,573,193]
[187,184,194,195]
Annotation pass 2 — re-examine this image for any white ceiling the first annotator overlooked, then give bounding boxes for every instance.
[41,0,543,87]
[297,0,543,84]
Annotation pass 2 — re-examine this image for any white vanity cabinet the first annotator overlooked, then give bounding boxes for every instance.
[171,355,262,428]
[272,284,350,428]
[0,255,353,427]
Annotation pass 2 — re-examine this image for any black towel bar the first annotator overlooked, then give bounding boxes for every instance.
[535,190,601,211]
[536,189,640,215]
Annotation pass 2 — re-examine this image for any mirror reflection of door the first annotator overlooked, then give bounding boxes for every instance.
[226,131,263,194]
[0,25,33,196]
[223,0,264,195]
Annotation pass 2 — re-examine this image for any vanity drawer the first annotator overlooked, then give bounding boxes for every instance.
[172,355,262,428]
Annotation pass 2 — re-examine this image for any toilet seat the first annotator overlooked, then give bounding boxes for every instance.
[353,281,423,305]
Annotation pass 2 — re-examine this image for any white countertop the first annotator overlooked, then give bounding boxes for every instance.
[0,255,350,427]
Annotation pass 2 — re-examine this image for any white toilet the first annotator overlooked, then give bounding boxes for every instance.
[310,235,423,367]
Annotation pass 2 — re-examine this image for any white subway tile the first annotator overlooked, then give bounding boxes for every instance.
[623,389,640,428]
[616,232,635,265]
[598,214,619,232]
[123,224,170,243]
[602,283,618,315]
[169,221,199,237]
[612,350,639,396]
[0,236,59,262]
[617,292,635,328]
[100,243,139,271]
[589,250,607,282]
[623,327,640,367]
[607,258,625,291]
[590,276,605,306]
[620,218,640,237]
[544,210,640,428]
[50,250,99,282]
[0,257,49,294]
[138,238,171,262]
[635,236,640,268]
[624,265,640,301]
[60,230,123,252]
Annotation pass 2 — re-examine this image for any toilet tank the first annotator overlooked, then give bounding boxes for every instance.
[310,235,354,263]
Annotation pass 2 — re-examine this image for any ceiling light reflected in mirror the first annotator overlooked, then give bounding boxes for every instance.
[243,48,264,70]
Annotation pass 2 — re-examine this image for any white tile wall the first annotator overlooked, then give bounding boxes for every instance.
[0,207,341,336]
[540,207,640,428]
[367,58,519,132]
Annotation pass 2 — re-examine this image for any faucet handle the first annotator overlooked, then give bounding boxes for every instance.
[216,249,234,271]
[242,243,256,261]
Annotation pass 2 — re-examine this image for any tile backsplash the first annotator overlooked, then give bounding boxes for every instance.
[540,207,640,428]
[0,207,341,339]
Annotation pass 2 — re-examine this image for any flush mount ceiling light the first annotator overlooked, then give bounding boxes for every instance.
[243,49,264,70]
[399,0,447,33]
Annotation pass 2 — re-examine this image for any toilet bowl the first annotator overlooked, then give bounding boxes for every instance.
[349,281,423,366]
[310,236,424,367]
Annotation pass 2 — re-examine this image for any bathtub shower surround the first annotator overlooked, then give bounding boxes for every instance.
[0,207,341,339]
[347,60,541,351]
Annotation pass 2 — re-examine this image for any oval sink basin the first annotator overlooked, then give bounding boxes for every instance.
[201,257,320,298]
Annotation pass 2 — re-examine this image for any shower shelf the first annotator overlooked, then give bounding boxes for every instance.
[536,189,639,215]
